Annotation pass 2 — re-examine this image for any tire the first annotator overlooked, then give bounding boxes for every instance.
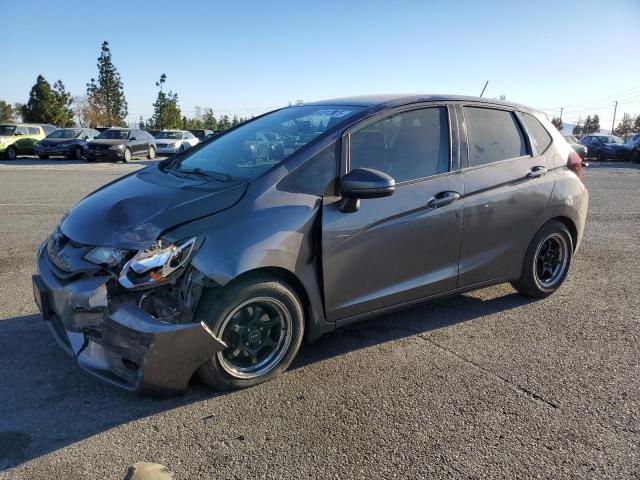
[511,220,573,298]
[5,146,17,160]
[179,144,186,153]
[68,145,83,160]
[86,156,96,163]
[632,150,640,164]
[38,154,49,159]
[122,148,132,163]
[197,274,305,391]
[147,146,156,160]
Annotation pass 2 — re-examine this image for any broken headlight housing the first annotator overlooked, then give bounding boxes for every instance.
[84,246,129,268]
[118,237,197,289]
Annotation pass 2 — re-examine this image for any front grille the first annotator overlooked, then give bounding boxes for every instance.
[90,144,111,150]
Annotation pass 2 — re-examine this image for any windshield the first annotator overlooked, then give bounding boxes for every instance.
[47,129,82,139]
[0,125,16,136]
[155,131,182,139]
[172,105,364,179]
[96,129,130,140]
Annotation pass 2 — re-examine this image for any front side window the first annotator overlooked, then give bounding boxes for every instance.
[96,129,130,140]
[16,126,29,135]
[521,113,552,153]
[172,105,364,180]
[464,107,527,167]
[349,107,450,183]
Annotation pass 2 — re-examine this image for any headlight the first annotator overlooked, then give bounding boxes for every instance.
[118,237,197,289]
[84,246,129,268]
[109,144,125,150]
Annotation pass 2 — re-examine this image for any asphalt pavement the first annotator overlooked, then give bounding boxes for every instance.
[0,158,638,479]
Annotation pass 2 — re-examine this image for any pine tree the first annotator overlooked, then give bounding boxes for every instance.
[591,115,600,134]
[218,115,231,130]
[21,75,74,126]
[138,116,145,129]
[551,117,563,131]
[633,115,640,134]
[0,100,12,122]
[86,41,128,127]
[149,74,182,130]
[582,116,593,135]
[202,108,218,131]
[613,113,634,140]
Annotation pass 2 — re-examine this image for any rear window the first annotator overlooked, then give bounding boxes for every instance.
[27,127,40,135]
[464,107,527,167]
[521,113,552,153]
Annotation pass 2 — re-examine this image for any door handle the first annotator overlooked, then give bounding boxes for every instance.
[427,191,460,209]
[526,165,547,179]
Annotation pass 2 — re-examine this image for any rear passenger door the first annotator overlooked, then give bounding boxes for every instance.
[457,105,556,287]
[322,105,464,321]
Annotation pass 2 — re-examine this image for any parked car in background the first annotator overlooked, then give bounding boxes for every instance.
[85,128,156,163]
[623,133,640,163]
[154,130,199,155]
[189,129,213,141]
[35,128,101,160]
[580,134,629,161]
[33,95,588,394]
[563,135,587,159]
[0,124,46,159]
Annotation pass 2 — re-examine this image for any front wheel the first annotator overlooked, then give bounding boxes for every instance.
[122,148,132,163]
[511,220,573,298]
[632,150,640,164]
[197,274,305,390]
[69,145,83,160]
[147,145,156,159]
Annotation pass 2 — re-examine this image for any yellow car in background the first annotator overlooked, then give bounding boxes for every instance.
[0,124,46,159]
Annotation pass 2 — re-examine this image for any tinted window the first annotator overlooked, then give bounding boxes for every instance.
[349,107,449,183]
[16,126,29,135]
[521,113,552,153]
[27,127,40,135]
[464,107,527,166]
[281,142,338,196]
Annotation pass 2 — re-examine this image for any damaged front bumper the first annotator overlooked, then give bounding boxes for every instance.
[33,244,226,395]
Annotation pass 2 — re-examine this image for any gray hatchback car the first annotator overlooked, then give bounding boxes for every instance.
[33,95,588,394]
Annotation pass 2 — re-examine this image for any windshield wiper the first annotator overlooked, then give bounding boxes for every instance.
[174,168,232,182]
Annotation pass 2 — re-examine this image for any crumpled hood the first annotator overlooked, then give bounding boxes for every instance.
[61,165,247,249]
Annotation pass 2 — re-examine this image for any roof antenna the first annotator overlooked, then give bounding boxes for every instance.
[479,81,489,98]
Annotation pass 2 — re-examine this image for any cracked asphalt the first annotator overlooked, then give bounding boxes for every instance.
[0,159,638,479]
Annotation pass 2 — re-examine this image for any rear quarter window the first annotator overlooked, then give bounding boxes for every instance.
[463,107,527,167]
[521,113,552,153]
[27,127,40,135]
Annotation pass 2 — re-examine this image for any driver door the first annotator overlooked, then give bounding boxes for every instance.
[321,105,464,322]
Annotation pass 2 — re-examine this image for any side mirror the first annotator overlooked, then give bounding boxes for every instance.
[83,135,90,140]
[339,168,395,212]
[130,136,137,141]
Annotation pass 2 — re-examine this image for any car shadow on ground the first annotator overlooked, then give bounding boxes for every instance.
[0,290,531,471]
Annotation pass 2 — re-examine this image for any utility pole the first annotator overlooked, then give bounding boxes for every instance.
[560,107,563,122]
[611,101,618,133]
[479,81,489,98]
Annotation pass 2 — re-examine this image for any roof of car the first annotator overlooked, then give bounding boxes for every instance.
[305,94,539,114]
[0,123,44,127]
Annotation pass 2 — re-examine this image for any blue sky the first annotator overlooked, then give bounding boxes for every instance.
[1,0,639,128]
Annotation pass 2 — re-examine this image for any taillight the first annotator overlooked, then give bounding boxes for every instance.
[567,150,583,180]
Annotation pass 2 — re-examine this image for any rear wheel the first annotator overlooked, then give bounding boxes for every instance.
[511,220,573,298]
[197,274,305,390]
[5,146,17,160]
